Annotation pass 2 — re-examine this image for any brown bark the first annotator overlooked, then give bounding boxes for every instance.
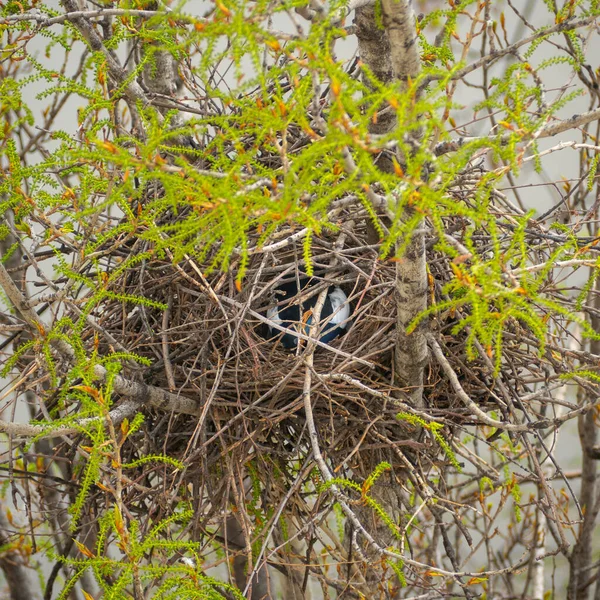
[380,0,428,409]
[355,1,427,413]
[341,3,426,597]
[567,280,600,600]
[355,2,428,409]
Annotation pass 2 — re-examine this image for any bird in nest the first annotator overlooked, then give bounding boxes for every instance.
[265,277,351,349]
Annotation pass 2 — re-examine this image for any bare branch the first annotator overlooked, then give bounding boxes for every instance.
[427,333,547,433]
[424,14,600,86]
[0,260,202,416]
[0,399,139,440]
[0,8,175,26]
[435,107,600,157]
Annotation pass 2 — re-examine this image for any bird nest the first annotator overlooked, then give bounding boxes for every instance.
[70,162,551,520]
[91,210,413,472]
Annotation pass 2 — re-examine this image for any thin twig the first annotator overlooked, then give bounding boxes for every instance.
[0,260,202,416]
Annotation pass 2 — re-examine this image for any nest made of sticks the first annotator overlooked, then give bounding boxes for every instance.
[91,210,407,466]
[67,161,553,519]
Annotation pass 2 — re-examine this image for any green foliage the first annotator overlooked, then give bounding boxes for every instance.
[121,454,183,470]
[2,0,600,595]
[587,154,600,190]
[385,557,407,588]
[411,202,600,372]
[1,338,37,377]
[561,369,600,382]
[1,0,594,370]
[0,77,33,133]
[479,477,495,495]
[396,413,462,472]
[363,460,392,491]
[333,502,345,542]
[417,0,476,64]
[507,472,522,524]
[55,507,243,599]
[320,462,403,542]
[33,370,223,595]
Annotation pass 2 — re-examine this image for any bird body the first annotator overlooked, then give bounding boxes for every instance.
[266,278,350,349]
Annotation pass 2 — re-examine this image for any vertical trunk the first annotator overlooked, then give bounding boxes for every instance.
[394,225,428,409]
[225,515,271,600]
[567,307,599,600]
[567,243,600,600]
[343,3,427,597]
[356,2,427,409]
[354,6,396,136]
[379,0,428,409]
[567,400,599,600]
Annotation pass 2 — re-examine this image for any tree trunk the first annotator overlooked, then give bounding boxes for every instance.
[342,3,428,597]
[567,278,600,600]
[356,1,428,408]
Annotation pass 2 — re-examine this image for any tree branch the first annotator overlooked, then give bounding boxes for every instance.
[1,8,175,26]
[427,333,553,433]
[435,106,600,157]
[424,14,600,87]
[0,400,139,440]
[0,261,202,416]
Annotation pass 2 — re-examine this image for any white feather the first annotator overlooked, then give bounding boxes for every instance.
[327,286,350,328]
[266,304,281,334]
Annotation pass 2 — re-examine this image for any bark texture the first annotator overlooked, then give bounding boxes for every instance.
[344,2,426,596]
[567,280,600,600]
[381,0,421,84]
[354,5,396,135]
[357,0,427,408]
[393,223,428,409]
[225,515,271,600]
[380,0,428,409]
